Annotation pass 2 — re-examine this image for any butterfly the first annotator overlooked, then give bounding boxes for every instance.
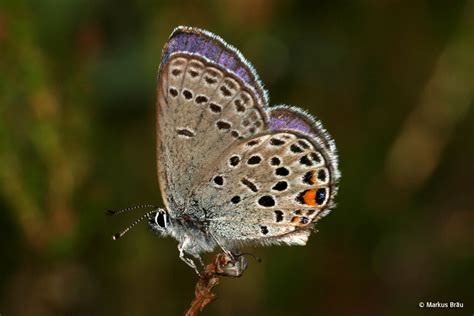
[111,26,340,276]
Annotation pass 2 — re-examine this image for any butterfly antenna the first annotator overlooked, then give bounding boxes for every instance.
[106,204,156,216]
[112,210,156,240]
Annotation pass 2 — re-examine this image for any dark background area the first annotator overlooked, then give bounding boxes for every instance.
[1,1,473,315]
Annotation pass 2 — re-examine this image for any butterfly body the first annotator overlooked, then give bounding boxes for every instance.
[148,26,340,274]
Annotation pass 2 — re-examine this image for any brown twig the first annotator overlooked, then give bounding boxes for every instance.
[184,252,249,315]
[184,257,221,316]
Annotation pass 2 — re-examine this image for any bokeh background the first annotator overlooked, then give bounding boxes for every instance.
[1,1,473,315]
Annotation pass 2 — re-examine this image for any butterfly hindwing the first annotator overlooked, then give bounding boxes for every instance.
[192,129,337,246]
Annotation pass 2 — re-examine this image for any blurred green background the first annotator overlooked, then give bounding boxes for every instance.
[1,1,473,315]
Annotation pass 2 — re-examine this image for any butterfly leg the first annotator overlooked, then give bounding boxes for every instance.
[178,237,204,275]
[208,230,235,259]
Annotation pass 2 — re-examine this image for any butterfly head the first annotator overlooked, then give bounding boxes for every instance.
[148,208,172,236]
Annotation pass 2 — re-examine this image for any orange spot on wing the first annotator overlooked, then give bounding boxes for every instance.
[291,215,311,226]
[303,189,317,206]
[310,171,317,184]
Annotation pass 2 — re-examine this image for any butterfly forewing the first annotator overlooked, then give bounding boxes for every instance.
[157,54,267,213]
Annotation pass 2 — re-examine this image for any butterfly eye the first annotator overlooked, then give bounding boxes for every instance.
[155,211,167,228]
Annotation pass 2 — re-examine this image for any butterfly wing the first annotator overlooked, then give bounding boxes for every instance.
[156,27,269,214]
[191,107,340,247]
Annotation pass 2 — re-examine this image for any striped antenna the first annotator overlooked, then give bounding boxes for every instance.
[106,204,156,216]
[112,210,156,240]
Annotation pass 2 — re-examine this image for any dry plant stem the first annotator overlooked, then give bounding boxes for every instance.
[184,257,222,316]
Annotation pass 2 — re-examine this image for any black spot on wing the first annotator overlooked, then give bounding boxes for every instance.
[316,188,326,205]
[290,144,303,153]
[272,181,288,191]
[229,155,240,167]
[275,167,289,176]
[271,157,281,166]
[177,128,195,137]
[246,139,259,147]
[274,210,284,222]
[270,138,285,146]
[318,169,327,182]
[298,140,310,149]
[258,195,275,207]
[299,155,312,166]
[231,196,241,204]
[171,69,182,76]
[247,156,262,165]
[220,85,232,96]
[209,103,222,113]
[182,90,193,99]
[241,178,258,192]
[234,99,245,112]
[195,95,208,104]
[169,88,178,97]
[216,120,231,130]
[213,175,224,186]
